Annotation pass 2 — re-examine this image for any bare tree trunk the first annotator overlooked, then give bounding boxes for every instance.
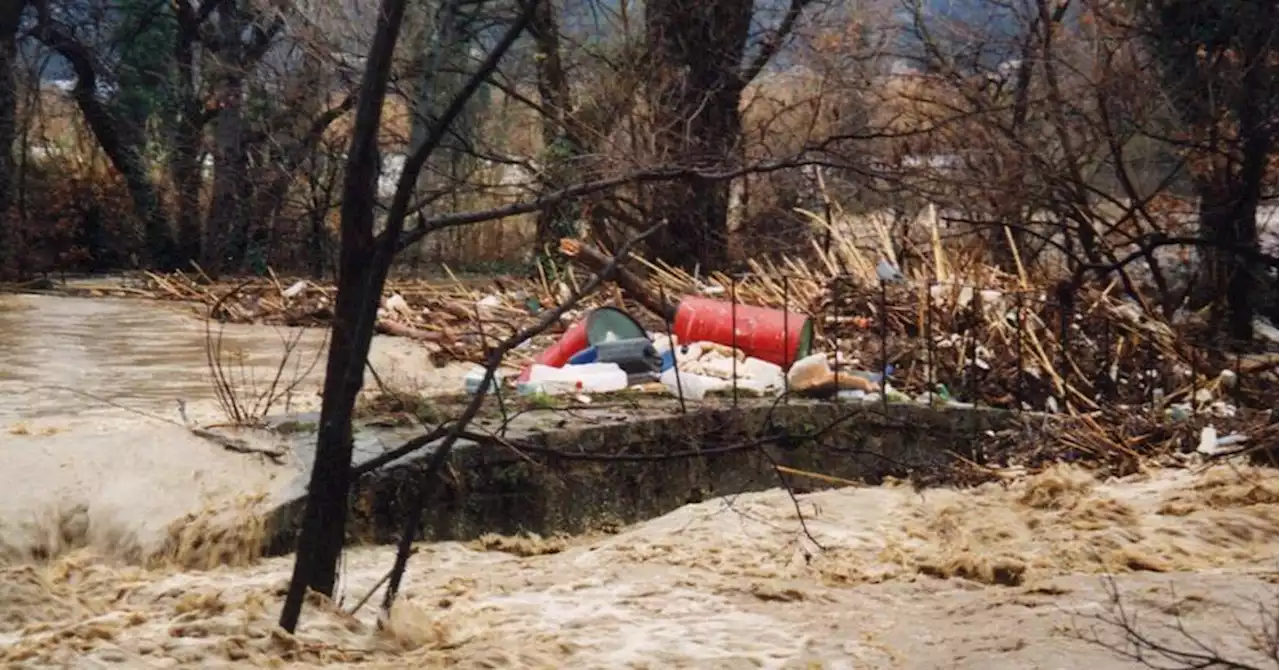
[170,9,203,266]
[199,1,284,275]
[1139,0,1277,340]
[530,0,578,253]
[645,0,752,271]
[203,5,250,274]
[0,0,22,280]
[33,14,178,269]
[1210,7,1274,342]
[1194,164,1266,341]
[278,0,411,632]
[404,0,483,269]
[280,0,535,632]
[990,16,1039,273]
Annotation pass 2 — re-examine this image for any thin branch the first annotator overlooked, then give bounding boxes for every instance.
[740,0,813,85]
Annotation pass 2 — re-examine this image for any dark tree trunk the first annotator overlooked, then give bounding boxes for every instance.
[308,201,331,279]
[1187,59,1273,341]
[1194,172,1265,341]
[0,0,22,280]
[199,1,285,275]
[203,5,250,274]
[278,0,410,633]
[1140,0,1277,341]
[281,0,533,632]
[251,59,331,269]
[251,161,293,266]
[170,126,202,265]
[645,0,752,272]
[170,10,202,266]
[304,150,341,280]
[988,15,1040,274]
[33,18,178,269]
[530,0,578,253]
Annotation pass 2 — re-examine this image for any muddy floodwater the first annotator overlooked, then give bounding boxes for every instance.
[0,293,473,562]
[0,292,1276,669]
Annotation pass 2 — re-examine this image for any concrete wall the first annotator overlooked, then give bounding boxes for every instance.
[264,401,1022,553]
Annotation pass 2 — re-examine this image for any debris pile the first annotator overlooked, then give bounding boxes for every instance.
[637,257,1279,416]
[27,239,1275,425]
[978,406,1279,477]
[116,269,603,365]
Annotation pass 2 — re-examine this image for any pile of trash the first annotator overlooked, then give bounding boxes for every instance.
[461,295,903,406]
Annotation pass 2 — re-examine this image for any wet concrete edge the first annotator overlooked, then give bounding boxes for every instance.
[262,401,1030,555]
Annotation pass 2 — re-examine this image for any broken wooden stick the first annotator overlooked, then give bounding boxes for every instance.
[190,427,287,464]
[375,319,446,342]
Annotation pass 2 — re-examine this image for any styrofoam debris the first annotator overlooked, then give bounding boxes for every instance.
[690,354,738,380]
[282,280,308,298]
[1217,432,1248,447]
[1253,318,1279,344]
[526,363,628,394]
[742,357,784,389]
[659,369,728,401]
[1208,400,1237,418]
[1196,426,1219,455]
[385,293,411,315]
[649,333,679,353]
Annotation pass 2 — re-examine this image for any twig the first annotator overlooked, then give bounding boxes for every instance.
[189,428,287,464]
[1073,572,1275,670]
[40,385,287,462]
[346,548,418,616]
[38,385,186,427]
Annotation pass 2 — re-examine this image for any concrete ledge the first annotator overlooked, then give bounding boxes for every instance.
[263,401,1021,554]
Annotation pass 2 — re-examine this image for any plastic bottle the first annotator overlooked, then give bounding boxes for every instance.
[524,363,629,395]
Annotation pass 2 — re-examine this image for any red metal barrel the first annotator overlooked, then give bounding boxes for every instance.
[672,296,813,369]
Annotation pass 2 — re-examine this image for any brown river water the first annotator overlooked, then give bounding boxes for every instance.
[0,292,1275,668]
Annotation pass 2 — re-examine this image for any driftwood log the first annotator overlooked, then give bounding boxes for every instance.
[375,319,446,342]
[559,238,678,321]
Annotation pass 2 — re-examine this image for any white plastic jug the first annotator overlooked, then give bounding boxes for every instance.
[526,363,629,395]
[658,368,729,401]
